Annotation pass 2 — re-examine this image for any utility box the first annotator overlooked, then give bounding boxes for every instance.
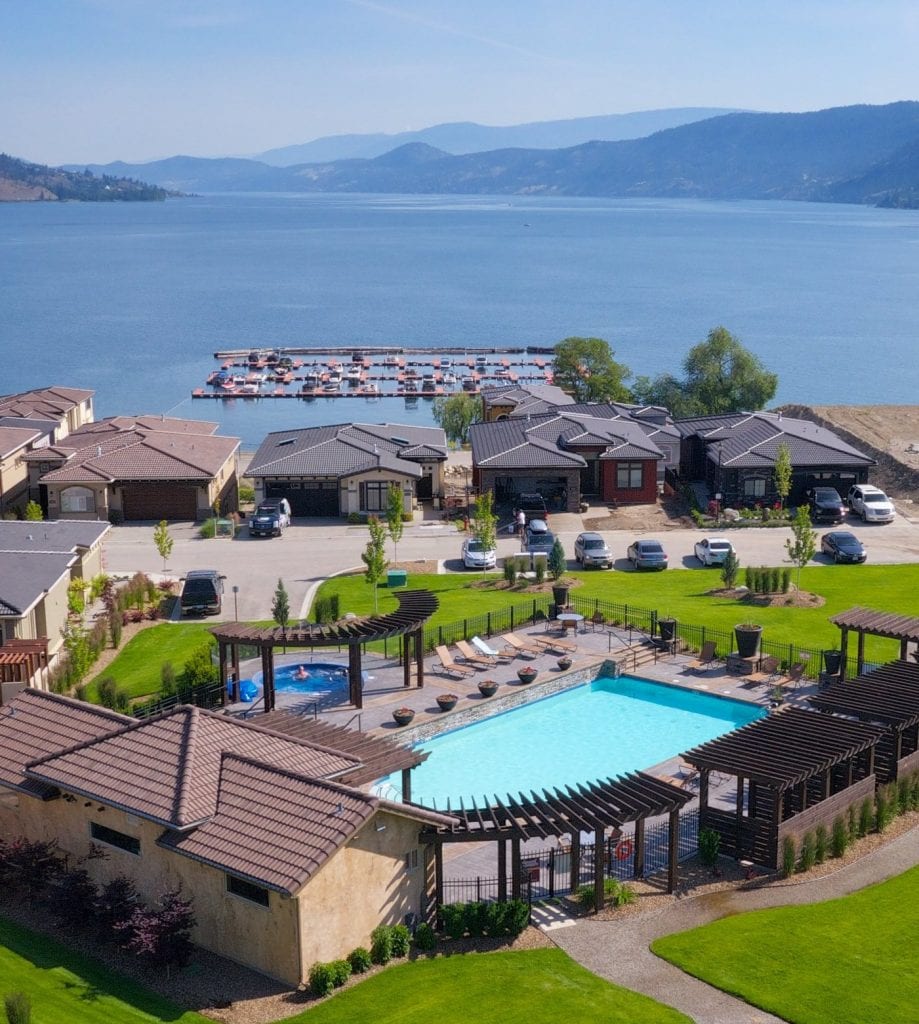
[387,569,408,588]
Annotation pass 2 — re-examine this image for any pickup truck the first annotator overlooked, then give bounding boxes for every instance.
[248,498,292,537]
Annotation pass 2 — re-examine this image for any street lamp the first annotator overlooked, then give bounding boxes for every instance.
[232,584,239,621]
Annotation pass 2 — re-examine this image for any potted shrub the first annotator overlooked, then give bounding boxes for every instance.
[478,679,499,697]
[658,617,677,643]
[517,665,538,684]
[392,707,415,727]
[436,693,458,712]
[823,649,843,675]
[557,655,573,671]
[734,623,763,658]
[551,583,570,608]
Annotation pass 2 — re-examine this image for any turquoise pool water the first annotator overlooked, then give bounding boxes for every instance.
[387,676,764,807]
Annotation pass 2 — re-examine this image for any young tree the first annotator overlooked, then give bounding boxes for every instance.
[271,578,290,631]
[471,490,498,576]
[785,504,817,589]
[153,519,174,571]
[431,392,482,445]
[773,443,792,509]
[548,538,567,581]
[385,483,405,561]
[720,548,740,589]
[681,326,778,415]
[24,500,43,521]
[552,337,631,403]
[361,516,388,612]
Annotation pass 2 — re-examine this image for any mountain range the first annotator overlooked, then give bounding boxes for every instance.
[0,153,168,202]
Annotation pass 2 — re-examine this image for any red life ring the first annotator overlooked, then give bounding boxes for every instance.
[614,838,633,861]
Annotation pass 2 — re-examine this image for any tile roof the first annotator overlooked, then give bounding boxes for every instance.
[0,387,93,422]
[481,384,574,415]
[0,424,45,459]
[26,706,362,829]
[57,415,220,442]
[0,519,109,554]
[0,551,77,616]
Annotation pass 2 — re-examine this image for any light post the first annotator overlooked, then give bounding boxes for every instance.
[232,584,239,621]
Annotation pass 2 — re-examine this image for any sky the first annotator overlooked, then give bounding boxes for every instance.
[3,0,919,166]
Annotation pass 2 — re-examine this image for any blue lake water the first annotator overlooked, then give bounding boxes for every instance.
[2,193,918,445]
[384,676,764,807]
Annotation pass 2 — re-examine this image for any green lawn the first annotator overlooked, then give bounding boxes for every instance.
[651,865,919,1024]
[0,916,208,1023]
[86,623,216,701]
[287,948,691,1024]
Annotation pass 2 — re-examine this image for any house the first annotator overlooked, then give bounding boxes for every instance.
[0,385,95,439]
[0,691,453,987]
[0,519,109,667]
[22,415,240,522]
[247,423,448,517]
[675,411,876,507]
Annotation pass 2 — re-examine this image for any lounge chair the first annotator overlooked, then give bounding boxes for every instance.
[529,632,576,654]
[784,661,807,691]
[501,632,541,658]
[434,644,475,678]
[684,640,717,674]
[455,639,497,669]
[471,635,515,662]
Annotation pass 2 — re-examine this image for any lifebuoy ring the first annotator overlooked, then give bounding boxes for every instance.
[614,838,633,861]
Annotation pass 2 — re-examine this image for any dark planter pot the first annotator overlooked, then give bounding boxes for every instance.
[517,667,538,684]
[436,694,458,712]
[734,624,763,659]
[392,709,415,727]
[823,649,843,675]
[477,681,499,698]
[552,585,570,609]
[557,656,573,671]
[658,618,677,642]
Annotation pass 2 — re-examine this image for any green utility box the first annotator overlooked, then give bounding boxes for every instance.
[387,569,408,588]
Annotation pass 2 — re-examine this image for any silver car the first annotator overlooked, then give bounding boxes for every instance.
[574,532,613,568]
[462,538,497,570]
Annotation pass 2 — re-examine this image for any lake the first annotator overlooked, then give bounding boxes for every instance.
[2,193,917,446]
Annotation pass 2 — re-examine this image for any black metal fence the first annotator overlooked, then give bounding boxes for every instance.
[134,680,225,718]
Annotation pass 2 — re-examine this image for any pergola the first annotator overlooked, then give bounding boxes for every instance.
[211,590,438,712]
[684,707,885,869]
[809,660,919,783]
[420,772,693,912]
[0,639,49,695]
[830,607,919,679]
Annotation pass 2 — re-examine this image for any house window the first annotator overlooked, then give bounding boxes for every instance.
[743,477,768,498]
[616,462,643,489]
[360,480,393,512]
[226,874,270,907]
[404,849,419,872]
[60,486,96,513]
[90,821,140,856]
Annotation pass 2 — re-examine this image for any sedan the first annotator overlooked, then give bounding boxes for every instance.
[461,538,497,570]
[627,539,668,571]
[574,532,613,568]
[694,537,735,567]
[821,531,867,564]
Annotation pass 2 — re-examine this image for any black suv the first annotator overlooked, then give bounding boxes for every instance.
[806,487,846,524]
[515,492,549,524]
[180,570,226,616]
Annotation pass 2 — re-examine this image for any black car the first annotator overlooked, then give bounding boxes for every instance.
[180,570,226,616]
[820,531,867,564]
[806,487,846,524]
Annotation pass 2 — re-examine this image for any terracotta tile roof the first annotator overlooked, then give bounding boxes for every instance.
[63,415,219,439]
[0,424,45,459]
[0,552,77,616]
[26,706,361,829]
[0,386,93,421]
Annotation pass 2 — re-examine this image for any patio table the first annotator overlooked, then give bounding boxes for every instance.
[557,612,584,634]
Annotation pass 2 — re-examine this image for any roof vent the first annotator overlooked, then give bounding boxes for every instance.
[277,437,296,447]
[373,444,379,455]
[390,436,410,445]
[96,446,102,457]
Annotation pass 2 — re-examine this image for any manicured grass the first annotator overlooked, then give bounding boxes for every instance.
[651,865,919,1024]
[314,563,919,662]
[86,623,216,701]
[288,948,691,1024]
[0,916,208,1023]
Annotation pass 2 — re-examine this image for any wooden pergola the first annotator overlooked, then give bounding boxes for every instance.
[420,772,693,912]
[683,707,885,869]
[0,639,49,696]
[830,607,919,679]
[809,660,919,783]
[211,590,438,712]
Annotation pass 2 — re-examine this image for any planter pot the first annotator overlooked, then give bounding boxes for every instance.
[557,656,573,671]
[823,649,843,675]
[392,709,415,727]
[436,695,458,712]
[552,585,570,609]
[734,624,763,659]
[658,618,677,643]
[477,681,499,698]
[517,667,538,684]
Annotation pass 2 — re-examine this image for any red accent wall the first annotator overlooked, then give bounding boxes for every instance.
[601,459,658,504]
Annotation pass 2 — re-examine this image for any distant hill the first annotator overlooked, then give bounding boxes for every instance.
[255,108,743,165]
[70,102,919,207]
[0,153,168,202]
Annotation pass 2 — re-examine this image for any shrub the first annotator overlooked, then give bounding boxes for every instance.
[118,888,195,971]
[503,558,517,584]
[4,992,31,1024]
[548,539,566,581]
[463,901,487,938]
[370,925,394,964]
[698,828,720,868]
[847,805,859,843]
[910,773,919,811]
[744,566,753,590]
[781,567,792,593]
[97,875,139,934]
[328,959,351,988]
[483,900,504,936]
[389,923,411,957]
[781,836,797,878]
[534,559,545,585]
[308,962,335,997]
[180,643,218,689]
[2,838,63,896]
[440,903,466,940]
[109,612,122,649]
[347,511,361,524]
[198,519,217,539]
[720,549,740,588]
[814,824,828,865]
[798,831,816,872]
[575,879,623,914]
[160,661,177,696]
[897,777,911,815]
[347,947,372,974]
[54,868,98,931]
[830,817,848,858]
[504,898,530,934]
[97,677,118,709]
[238,483,255,504]
[770,567,781,594]
[876,788,893,833]
[413,921,436,952]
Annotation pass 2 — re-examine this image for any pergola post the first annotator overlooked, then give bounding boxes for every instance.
[667,808,679,893]
[403,634,411,688]
[415,627,424,688]
[634,817,646,878]
[497,840,507,901]
[857,630,866,676]
[511,838,521,899]
[839,626,848,681]
[218,641,229,705]
[231,643,240,703]
[348,642,363,709]
[569,832,581,893]
[434,843,444,927]
[401,767,412,803]
[261,645,275,713]
[593,826,605,912]
[735,776,744,857]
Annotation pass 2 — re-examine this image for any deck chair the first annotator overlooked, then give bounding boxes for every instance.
[471,635,515,662]
[784,661,807,691]
[455,639,497,669]
[434,644,475,678]
[529,631,576,654]
[501,632,541,658]
[685,640,717,674]
[748,655,781,686]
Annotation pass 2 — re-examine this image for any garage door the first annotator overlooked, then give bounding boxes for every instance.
[121,483,198,521]
[268,482,340,517]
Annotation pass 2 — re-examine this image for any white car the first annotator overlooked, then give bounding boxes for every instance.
[462,538,497,570]
[694,537,735,566]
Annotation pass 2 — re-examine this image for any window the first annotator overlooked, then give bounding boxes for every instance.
[90,821,140,855]
[360,480,393,512]
[60,486,95,513]
[404,849,419,872]
[616,462,643,489]
[226,874,270,907]
[743,477,767,498]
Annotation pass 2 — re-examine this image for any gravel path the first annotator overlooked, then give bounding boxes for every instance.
[550,825,919,1024]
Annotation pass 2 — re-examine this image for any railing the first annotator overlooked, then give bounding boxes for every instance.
[133,680,226,718]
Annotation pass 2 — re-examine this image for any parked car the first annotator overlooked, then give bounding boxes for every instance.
[626,539,668,571]
[574,532,613,568]
[526,518,549,536]
[462,538,497,570]
[515,493,549,524]
[806,487,846,524]
[248,497,292,537]
[693,537,735,567]
[847,484,895,523]
[526,527,556,554]
[180,570,226,616]
[821,531,867,564]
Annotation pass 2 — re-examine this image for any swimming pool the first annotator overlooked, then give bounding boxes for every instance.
[246,662,348,698]
[384,676,764,806]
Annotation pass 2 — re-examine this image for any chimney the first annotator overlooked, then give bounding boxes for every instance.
[96,446,102,457]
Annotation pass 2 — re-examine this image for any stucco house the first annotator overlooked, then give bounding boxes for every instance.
[247,423,448,517]
[23,415,240,522]
[0,691,453,986]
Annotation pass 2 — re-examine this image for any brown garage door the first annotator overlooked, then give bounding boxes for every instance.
[121,483,199,521]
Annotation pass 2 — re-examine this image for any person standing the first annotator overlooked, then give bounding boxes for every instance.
[516,508,526,537]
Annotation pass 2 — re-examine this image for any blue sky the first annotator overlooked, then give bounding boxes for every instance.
[3,0,918,165]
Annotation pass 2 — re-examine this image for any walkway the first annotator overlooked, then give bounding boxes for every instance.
[549,825,919,1024]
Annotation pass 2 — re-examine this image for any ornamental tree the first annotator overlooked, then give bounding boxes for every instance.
[471,490,498,576]
[785,504,817,589]
[552,337,631,403]
[385,483,405,561]
[774,442,792,508]
[361,516,388,611]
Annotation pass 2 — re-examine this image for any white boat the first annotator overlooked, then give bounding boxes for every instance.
[383,354,400,367]
[303,368,320,387]
[421,373,437,392]
[323,380,341,393]
[359,382,380,397]
[443,371,457,386]
[462,375,478,392]
[346,365,362,385]
[440,358,453,369]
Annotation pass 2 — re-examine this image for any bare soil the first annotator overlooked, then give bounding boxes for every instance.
[707,587,826,610]
[583,495,693,532]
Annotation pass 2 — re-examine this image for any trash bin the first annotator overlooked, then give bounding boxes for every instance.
[387,569,408,588]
